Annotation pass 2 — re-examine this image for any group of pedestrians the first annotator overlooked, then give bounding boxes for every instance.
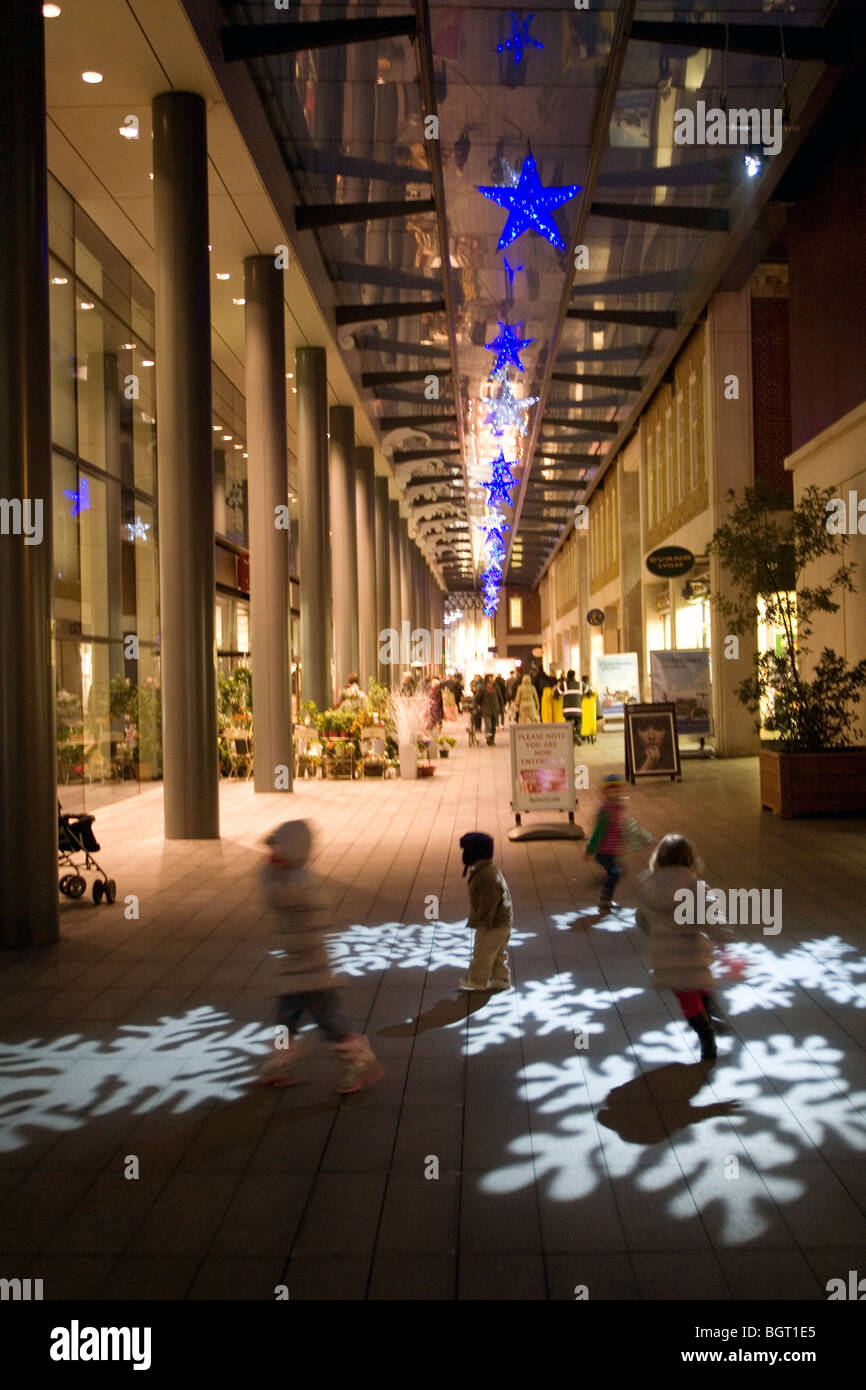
[258,785,735,1091]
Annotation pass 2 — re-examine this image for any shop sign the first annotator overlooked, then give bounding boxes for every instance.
[646,546,694,578]
[509,724,576,815]
[586,609,605,626]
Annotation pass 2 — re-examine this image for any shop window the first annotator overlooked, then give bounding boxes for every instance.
[509,596,523,629]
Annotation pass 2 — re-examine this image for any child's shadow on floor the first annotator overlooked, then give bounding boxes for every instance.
[378,994,488,1039]
[598,1063,740,1144]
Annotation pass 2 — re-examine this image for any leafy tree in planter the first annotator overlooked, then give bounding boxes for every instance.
[708,481,866,752]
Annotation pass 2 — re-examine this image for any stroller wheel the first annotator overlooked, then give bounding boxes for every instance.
[59,874,72,896]
[67,874,87,899]
[92,879,104,904]
[104,879,117,904]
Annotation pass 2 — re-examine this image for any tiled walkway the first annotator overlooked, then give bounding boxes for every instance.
[2,732,866,1300]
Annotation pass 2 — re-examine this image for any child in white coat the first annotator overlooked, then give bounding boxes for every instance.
[259,820,383,1093]
[634,833,732,1063]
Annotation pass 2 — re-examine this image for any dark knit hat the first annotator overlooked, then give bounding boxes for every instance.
[265,820,312,865]
[460,831,494,876]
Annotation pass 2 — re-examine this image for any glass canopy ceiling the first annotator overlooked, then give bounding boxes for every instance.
[219,0,839,594]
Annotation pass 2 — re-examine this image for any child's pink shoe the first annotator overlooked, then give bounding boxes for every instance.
[334,1035,384,1094]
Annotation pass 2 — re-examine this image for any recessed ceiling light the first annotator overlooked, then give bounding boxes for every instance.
[243,452,248,459]
[82,72,103,84]
[232,297,245,305]
[43,4,62,16]
[285,373,294,379]
[222,434,232,441]
[215,272,230,281]
[50,276,68,286]
[148,172,154,180]
[234,444,243,450]
[79,301,94,310]
[141,359,154,367]
[292,387,297,393]
[213,424,222,431]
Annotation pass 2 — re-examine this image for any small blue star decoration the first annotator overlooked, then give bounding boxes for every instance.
[64,476,90,518]
[481,450,518,508]
[478,152,582,252]
[485,321,534,377]
[496,13,543,68]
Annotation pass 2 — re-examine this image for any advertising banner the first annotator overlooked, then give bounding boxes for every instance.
[509,723,575,815]
[595,652,640,718]
[650,649,712,735]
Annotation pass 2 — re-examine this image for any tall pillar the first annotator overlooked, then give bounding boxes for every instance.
[355,447,377,687]
[388,500,403,684]
[399,518,411,652]
[374,476,391,685]
[329,405,359,693]
[0,2,57,945]
[152,91,218,839]
[297,347,331,710]
[244,254,292,794]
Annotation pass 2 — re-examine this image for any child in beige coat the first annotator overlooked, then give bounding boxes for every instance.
[458,832,513,993]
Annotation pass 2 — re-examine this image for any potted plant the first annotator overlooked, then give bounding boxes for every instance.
[385,688,431,781]
[323,736,355,779]
[439,735,456,758]
[709,481,866,818]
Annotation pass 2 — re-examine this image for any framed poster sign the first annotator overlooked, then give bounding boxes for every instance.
[624,703,682,782]
[650,649,712,735]
[595,652,640,719]
[509,723,576,822]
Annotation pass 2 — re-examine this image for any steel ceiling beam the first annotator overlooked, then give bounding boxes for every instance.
[362,368,452,387]
[351,336,450,358]
[590,201,728,233]
[552,372,642,391]
[338,264,441,291]
[379,413,457,431]
[567,305,678,329]
[222,16,417,63]
[391,447,461,464]
[628,19,855,66]
[504,0,638,578]
[413,0,474,586]
[296,198,435,230]
[542,417,620,435]
[335,298,445,326]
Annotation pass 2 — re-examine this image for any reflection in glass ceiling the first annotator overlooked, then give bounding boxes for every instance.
[219,0,838,595]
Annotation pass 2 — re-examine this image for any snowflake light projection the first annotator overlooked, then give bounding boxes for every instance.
[496,13,543,68]
[3,916,865,1253]
[478,151,582,252]
[484,321,533,377]
[63,476,90,517]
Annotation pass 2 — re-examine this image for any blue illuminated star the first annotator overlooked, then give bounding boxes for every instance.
[485,321,534,377]
[64,476,90,517]
[496,13,543,68]
[478,152,582,252]
[480,450,518,508]
[503,256,523,294]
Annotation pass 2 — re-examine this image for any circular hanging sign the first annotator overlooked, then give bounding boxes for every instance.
[586,609,605,626]
[645,546,695,578]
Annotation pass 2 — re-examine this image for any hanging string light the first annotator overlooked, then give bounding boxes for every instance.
[484,377,539,437]
[496,13,543,68]
[480,450,518,508]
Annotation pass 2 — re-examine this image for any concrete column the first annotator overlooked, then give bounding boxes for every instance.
[297,347,331,710]
[399,518,411,651]
[374,476,391,685]
[355,446,377,687]
[152,91,218,839]
[576,533,592,682]
[0,2,57,945]
[329,405,359,692]
[244,254,292,794]
[388,501,403,684]
[706,290,758,756]
[619,450,644,693]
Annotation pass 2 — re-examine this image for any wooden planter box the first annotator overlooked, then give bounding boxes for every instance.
[323,754,355,780]
[759,747,866,819]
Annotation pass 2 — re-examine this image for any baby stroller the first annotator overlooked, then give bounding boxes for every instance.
[58,802,117,904]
